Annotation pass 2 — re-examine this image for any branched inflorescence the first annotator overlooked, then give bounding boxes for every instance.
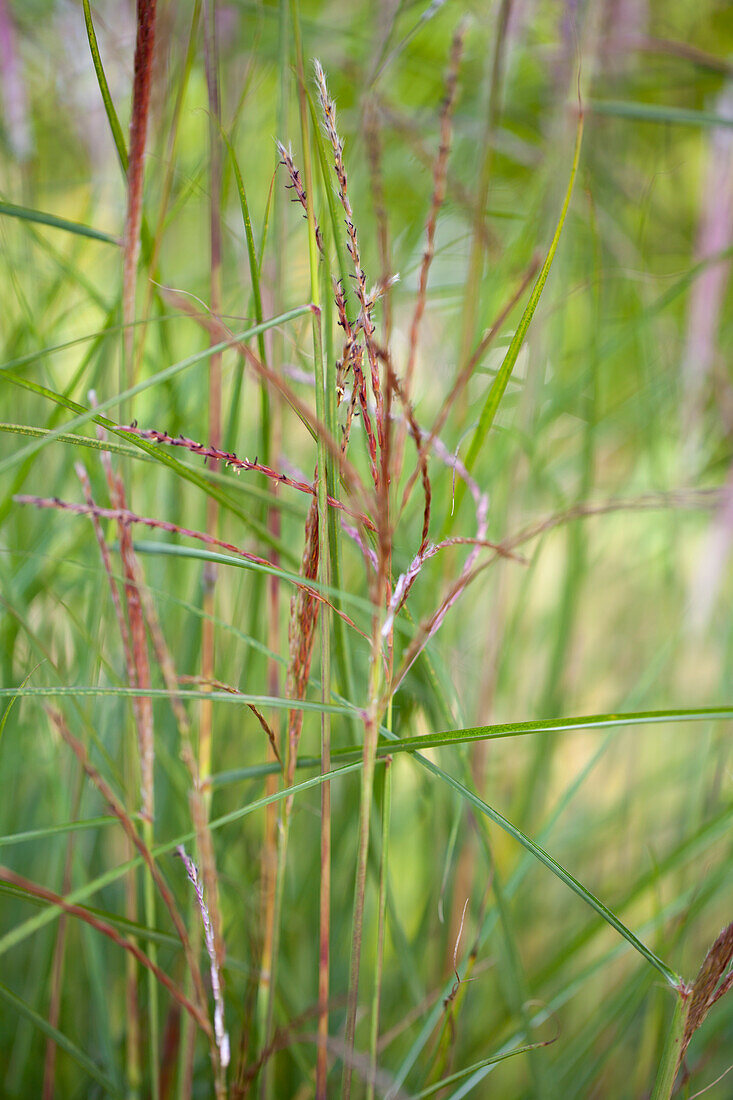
[314,60,386,463]
[333,274,379,483]
[117,422,375,530]
[276,62,407,508]
[276,140,324,255]
[285,497,320,782]
[178,846,230,1071]
[275,50,512,690]
[12,493,362,635]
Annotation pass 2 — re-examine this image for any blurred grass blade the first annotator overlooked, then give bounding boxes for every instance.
[413,1041,543,1098]
[0,201,118,245]
[224,135,265,353]
[81,0,128,174]
[0,882,180,950]
[0,305,311,476]
[0,667,38,746]
[412,750,681,985]
[385,751,730,1098]
[589,98,733,129]
[0,760,367,959]
[455,110,584,518]
[372,0,450,83]
[0,817,118,849]
[0,980,123,1097]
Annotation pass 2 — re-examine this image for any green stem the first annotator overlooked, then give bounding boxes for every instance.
[256,1,288,1082]
[261,809,290,1099]
[650,986,691,1100]
[342,627,384,1100]
[289,6,332,1092]
[366,749,392,1100]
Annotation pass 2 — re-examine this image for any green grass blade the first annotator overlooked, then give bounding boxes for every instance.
[0,816,119,848]
[0,980,123,1097]
[0,305,311,476]
[0,421,306,523]
[0,881,183,952]
[0,201,119,245]
[0,667,37,746]
[224,137,266,358]
[0,684,356,715]
[81,0,128,174]
[412,751,680,985]
[414,1042,542,1099]
[347,706,733,757]
[589,98,733,129]
[130,540,379,618]
[0,759,367,959]
[2,373,299,562]
[452,112,583,524]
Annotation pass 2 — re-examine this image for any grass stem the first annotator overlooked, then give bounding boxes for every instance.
[650,987,692,1100]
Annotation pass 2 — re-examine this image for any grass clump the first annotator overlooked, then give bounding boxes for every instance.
[0,2,732,1098]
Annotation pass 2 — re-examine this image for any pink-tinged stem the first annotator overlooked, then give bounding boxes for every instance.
[123,0,157,377]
